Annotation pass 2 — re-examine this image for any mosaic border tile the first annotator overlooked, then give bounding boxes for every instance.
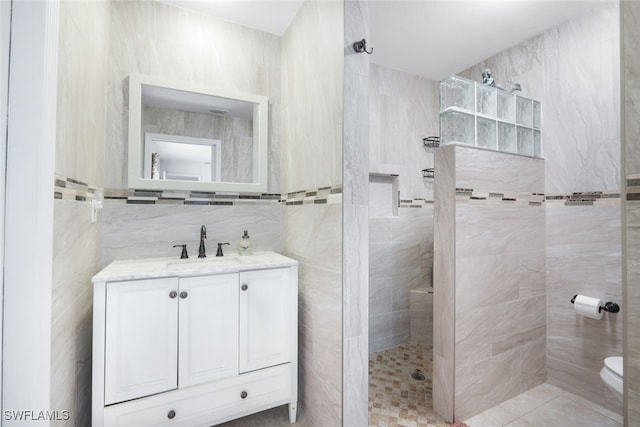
[54,176,343,206]
[399,198,434,208]
[54,175,102,202]
[546,191,621,206]
[103,188,283,206]
[626,176,640,200]
[283,185,342,205]
[456,188,546,206]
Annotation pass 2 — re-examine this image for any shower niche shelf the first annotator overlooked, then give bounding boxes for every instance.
[439,75,542,158]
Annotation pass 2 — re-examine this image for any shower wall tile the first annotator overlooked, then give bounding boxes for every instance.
[369,63,439,201]
[101,203,281,266]
[433,145,456,422]
[459,34,544,103]
[105,0,282,192]
[434,145,545,422]
[342,1,370,425]
[461,3,620,195]
[461,4,623,419]
[368,206,433,353]
[454,145,544,194]
[455,347,525,422]
[546,203,622,413]
[542,2,620,194]
[409,289,433,345]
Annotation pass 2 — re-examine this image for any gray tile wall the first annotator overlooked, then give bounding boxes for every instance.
[369,207,434,352]
[409,289,433,345]
[101,203,282,265]
[281,0,344,424]
[461,3,622,417]
[105,0,282,193]
[368,63,438,354]
[455,146,546,422]
[51,1,109,424]
[369,63,439,200]
[623,2,640,424]
[433,145,456,422]
[343,1,370,425]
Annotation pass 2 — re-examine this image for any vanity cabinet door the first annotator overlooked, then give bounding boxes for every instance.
[104,277,179,405]
[178,273,239,388]
[239,268,291,373]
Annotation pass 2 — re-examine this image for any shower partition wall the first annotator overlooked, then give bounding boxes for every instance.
[434,144,546,422]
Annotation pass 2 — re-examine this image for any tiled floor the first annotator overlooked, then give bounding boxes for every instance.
[217,342,623,427]
[368,343,449,427]
[369,343,623,427]
[464,383,623,427]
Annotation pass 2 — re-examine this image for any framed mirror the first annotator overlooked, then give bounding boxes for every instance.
[128,74,268,192]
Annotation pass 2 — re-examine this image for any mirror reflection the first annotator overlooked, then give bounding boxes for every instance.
[144,133,221,182]
[128,74,268,193]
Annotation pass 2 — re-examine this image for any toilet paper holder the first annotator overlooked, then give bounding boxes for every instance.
[570,295,620,313]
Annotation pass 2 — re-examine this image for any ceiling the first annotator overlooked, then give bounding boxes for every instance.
[165,0,614,80]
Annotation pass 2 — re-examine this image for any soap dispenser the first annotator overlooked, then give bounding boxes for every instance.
[238,230,252,255]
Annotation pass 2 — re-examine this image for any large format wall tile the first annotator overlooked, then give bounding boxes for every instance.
[102,203,281,266]
[280,0,343,194]
[623,2,640,422]
[433,145,455,421]
[435,145,545,423]
[369,207,433,352]
[546,204,622,413]
[542,3,620,194]
[51,199,102,426]
[280,0,344,423]
[282,203,342,426]
[56,0,109,188]
[105,0,282,192]
[459,3,622,420]
[369,64,438,200]
[53,1,109,422]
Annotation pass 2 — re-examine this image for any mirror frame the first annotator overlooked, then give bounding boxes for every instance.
[128,73,269,193]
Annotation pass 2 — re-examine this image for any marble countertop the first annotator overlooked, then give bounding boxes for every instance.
[92,251,298,283]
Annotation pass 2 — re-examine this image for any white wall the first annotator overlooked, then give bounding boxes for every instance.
[3,1,58,423]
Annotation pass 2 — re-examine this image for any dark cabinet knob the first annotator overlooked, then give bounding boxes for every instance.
[169,291,177,299]
[240,391,248,399]
[167,410,176,419]
[241,284,248,291]
[180,291,188,299]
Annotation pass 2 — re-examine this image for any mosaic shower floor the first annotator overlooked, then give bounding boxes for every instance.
[368,343,449,427]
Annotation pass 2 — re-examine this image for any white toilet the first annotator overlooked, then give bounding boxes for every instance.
[600,356,623,400]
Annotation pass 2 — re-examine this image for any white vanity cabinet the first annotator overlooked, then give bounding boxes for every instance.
[92,253,298,427]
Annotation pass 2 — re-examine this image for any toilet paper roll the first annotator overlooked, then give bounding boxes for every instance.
[574,294,603,320]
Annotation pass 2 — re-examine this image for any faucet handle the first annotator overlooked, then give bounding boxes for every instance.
[173,244,188,259]
[216,243,230,257]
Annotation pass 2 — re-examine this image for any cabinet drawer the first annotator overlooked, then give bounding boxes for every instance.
[103,364,292,427]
